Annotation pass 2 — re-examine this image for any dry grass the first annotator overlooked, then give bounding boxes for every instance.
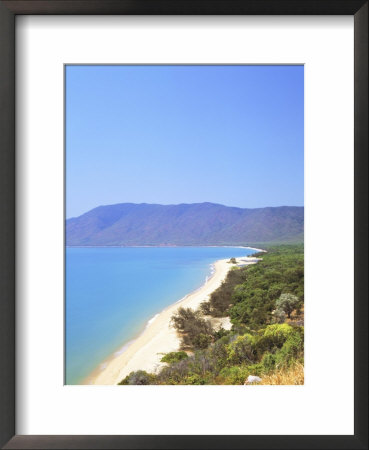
[259,362,304,385]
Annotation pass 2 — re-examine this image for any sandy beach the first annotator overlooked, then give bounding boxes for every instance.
[85,255,260,385]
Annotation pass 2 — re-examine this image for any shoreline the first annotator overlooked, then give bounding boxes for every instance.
[84,254,260,385]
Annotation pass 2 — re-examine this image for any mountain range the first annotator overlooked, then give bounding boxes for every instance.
[66,202,304,246]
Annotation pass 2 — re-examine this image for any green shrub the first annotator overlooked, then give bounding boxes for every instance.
[193,333,213,349]
[208,335,232,372]
[187,352,215,375]
[260,352,276,372]
[118,370,156,385]
[213,327,230,340]
[227,334,256,365]
[156,358,191,384]
[256,324,295,355]
[160,351,188,364]
[231,323,251,335]
[246,363,264,376]
[184,373,210,385]
[219,365,250,385]
[274,327,304,368]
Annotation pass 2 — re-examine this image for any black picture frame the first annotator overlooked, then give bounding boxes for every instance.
[0,1,367,449]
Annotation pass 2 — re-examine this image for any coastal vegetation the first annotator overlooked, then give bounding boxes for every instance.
[160,351,188,364]
[119,244,304,385]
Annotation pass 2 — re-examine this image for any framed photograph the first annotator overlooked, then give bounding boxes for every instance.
[0,1,367,449]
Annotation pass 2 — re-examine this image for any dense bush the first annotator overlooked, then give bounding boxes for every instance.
[229,245,304,328]
[259,326,304,372]
[156,358,191,385]
[231,287,272,330]
[256,324,295,355]
[261,352,276,372]
[120,323,304,385]
[274,327,304,368]
[119,245,304,385]
[193,333,213,349]
[203,267,248,317]
[218,365,250,385]
[226,334,257,365]
[118,370,157,385]
[160,351,188,364]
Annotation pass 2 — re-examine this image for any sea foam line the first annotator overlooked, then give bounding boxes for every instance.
[146,313,160,328]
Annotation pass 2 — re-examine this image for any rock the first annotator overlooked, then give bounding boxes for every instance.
[244,375,262,384]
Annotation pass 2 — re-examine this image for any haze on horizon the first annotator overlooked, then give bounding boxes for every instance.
[66,65,304,219]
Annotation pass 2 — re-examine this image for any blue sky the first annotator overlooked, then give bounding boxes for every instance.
[66,65,304,218]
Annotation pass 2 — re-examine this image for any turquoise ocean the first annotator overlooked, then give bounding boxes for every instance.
[66,246,257,384]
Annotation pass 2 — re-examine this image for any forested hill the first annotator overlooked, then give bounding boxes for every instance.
[66,202,304,246]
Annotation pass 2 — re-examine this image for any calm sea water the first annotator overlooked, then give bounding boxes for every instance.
[65,246,256,384]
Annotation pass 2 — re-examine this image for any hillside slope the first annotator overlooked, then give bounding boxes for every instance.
[66,203,304,246]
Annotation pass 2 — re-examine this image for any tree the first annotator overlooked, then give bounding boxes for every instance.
[171,307,214,349]
[273,308,286,324]
[171,307,200,332]
[200,300,211,315]
[275,293,299,318]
